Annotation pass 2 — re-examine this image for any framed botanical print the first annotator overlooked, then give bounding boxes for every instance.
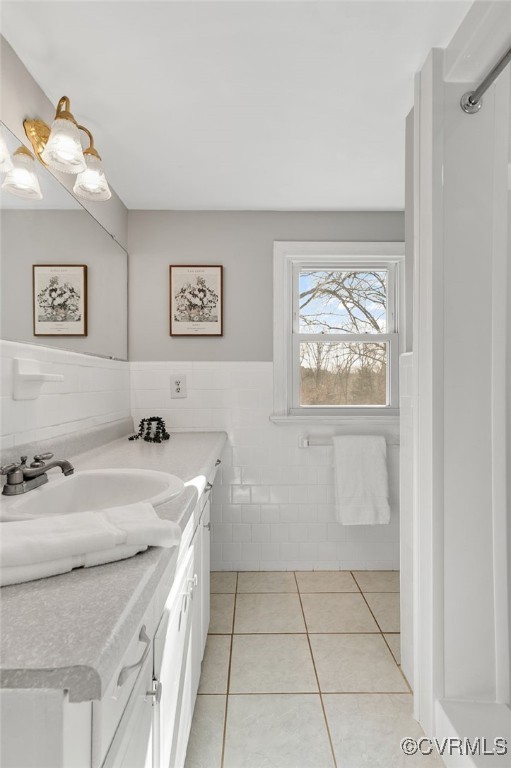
[169,265,223,336]
[33,264,88,336]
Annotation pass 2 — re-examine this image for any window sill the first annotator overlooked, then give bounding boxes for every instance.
[270,410,400,426]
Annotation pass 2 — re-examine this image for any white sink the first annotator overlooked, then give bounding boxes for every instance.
[0,469,185,521]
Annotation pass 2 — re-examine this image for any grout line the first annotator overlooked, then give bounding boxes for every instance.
[220,572,237,768]
[293,570,339,768]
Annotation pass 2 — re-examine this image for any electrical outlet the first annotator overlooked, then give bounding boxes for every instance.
[171,374,187,399]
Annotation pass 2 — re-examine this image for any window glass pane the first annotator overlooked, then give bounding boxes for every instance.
[300,341,387,406]
[299,269,387,333]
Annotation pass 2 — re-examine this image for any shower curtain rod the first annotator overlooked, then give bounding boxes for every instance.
[461,45,511,114]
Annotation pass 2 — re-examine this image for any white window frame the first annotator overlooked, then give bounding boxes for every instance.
[272,241,405,423]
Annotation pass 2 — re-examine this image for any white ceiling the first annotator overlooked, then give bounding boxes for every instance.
[2,1,470,211]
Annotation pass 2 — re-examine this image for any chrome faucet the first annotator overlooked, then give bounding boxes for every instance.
[0,453,74,496]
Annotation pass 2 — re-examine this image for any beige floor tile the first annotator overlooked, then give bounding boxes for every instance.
[184,694,226,768]
[230,634,318,693]
[198,635,231,694]
[237,571,297,593]
[353,570,400,592]
[310,634,409,692]
[223,694,334,768]
[301,593,379,633]
[323,694,444,767]
[209,593,235,634]
[296,571,358,593]
[210,571,237,594]
[234,593,306,633]
[365,593,400,632]
[384,634,401,664]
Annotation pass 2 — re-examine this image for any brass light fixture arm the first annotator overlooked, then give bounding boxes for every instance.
[77,124,101,159]
[54,95,78,125]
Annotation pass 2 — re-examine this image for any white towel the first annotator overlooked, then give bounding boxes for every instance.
[0,545,144,587]
[0,502,181,586]
[332,435,390,525]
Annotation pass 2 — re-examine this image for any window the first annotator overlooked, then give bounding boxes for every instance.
[273,242,404,421]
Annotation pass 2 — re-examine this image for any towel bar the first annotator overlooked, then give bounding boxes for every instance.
[298,435,400,448]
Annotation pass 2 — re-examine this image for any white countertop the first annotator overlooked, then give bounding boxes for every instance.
[0,431,227,702]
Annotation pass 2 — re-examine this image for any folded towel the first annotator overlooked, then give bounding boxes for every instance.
[0,545,144,587]
[332,435,390,525]
[0,502,182,586]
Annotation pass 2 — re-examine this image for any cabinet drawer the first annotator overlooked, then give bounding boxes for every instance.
[92,603,158,768]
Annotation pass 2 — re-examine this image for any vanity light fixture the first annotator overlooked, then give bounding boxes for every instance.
[1,145,42,200]
[73,125,111,201]
[0,128,13,172]
[37,96,87,173]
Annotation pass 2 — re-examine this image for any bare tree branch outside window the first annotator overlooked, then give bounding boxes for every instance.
[298,270,387,405]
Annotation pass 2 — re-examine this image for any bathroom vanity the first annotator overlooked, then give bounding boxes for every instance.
[0,431,226,768]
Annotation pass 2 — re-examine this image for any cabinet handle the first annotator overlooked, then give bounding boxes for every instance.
[187,574,198,593]
[117,625,151,688]
[204,522,211,531]
[205,482,213,493]
[215,459,221,466]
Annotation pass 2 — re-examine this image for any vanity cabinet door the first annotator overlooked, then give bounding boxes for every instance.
[154,545,195,768]
[190,518,203,701]
[101,648,154,768]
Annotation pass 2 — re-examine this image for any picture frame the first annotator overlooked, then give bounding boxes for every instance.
[169,265,223,336]
[33,264,88,337]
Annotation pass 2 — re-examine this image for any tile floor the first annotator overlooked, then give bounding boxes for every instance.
[185,571,442,768]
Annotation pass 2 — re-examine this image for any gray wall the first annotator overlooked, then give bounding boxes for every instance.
[0,37,129,251]
[128,211,404,361]
[1,210,128,359]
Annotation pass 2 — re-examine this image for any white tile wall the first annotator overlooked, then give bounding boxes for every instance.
[131,361,400,571]
[0,340,130,449]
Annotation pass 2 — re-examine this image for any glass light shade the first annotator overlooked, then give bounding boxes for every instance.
[41,118,86,173]
[73,153,111,201]
[2,150,42,200]
[0,130,13,172]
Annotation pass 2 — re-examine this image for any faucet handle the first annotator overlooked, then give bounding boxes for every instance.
[30,452,53,469]
[0,463,18,475]
[33,453,53,462]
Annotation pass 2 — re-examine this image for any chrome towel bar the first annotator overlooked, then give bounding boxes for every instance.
[298,435,399,448]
